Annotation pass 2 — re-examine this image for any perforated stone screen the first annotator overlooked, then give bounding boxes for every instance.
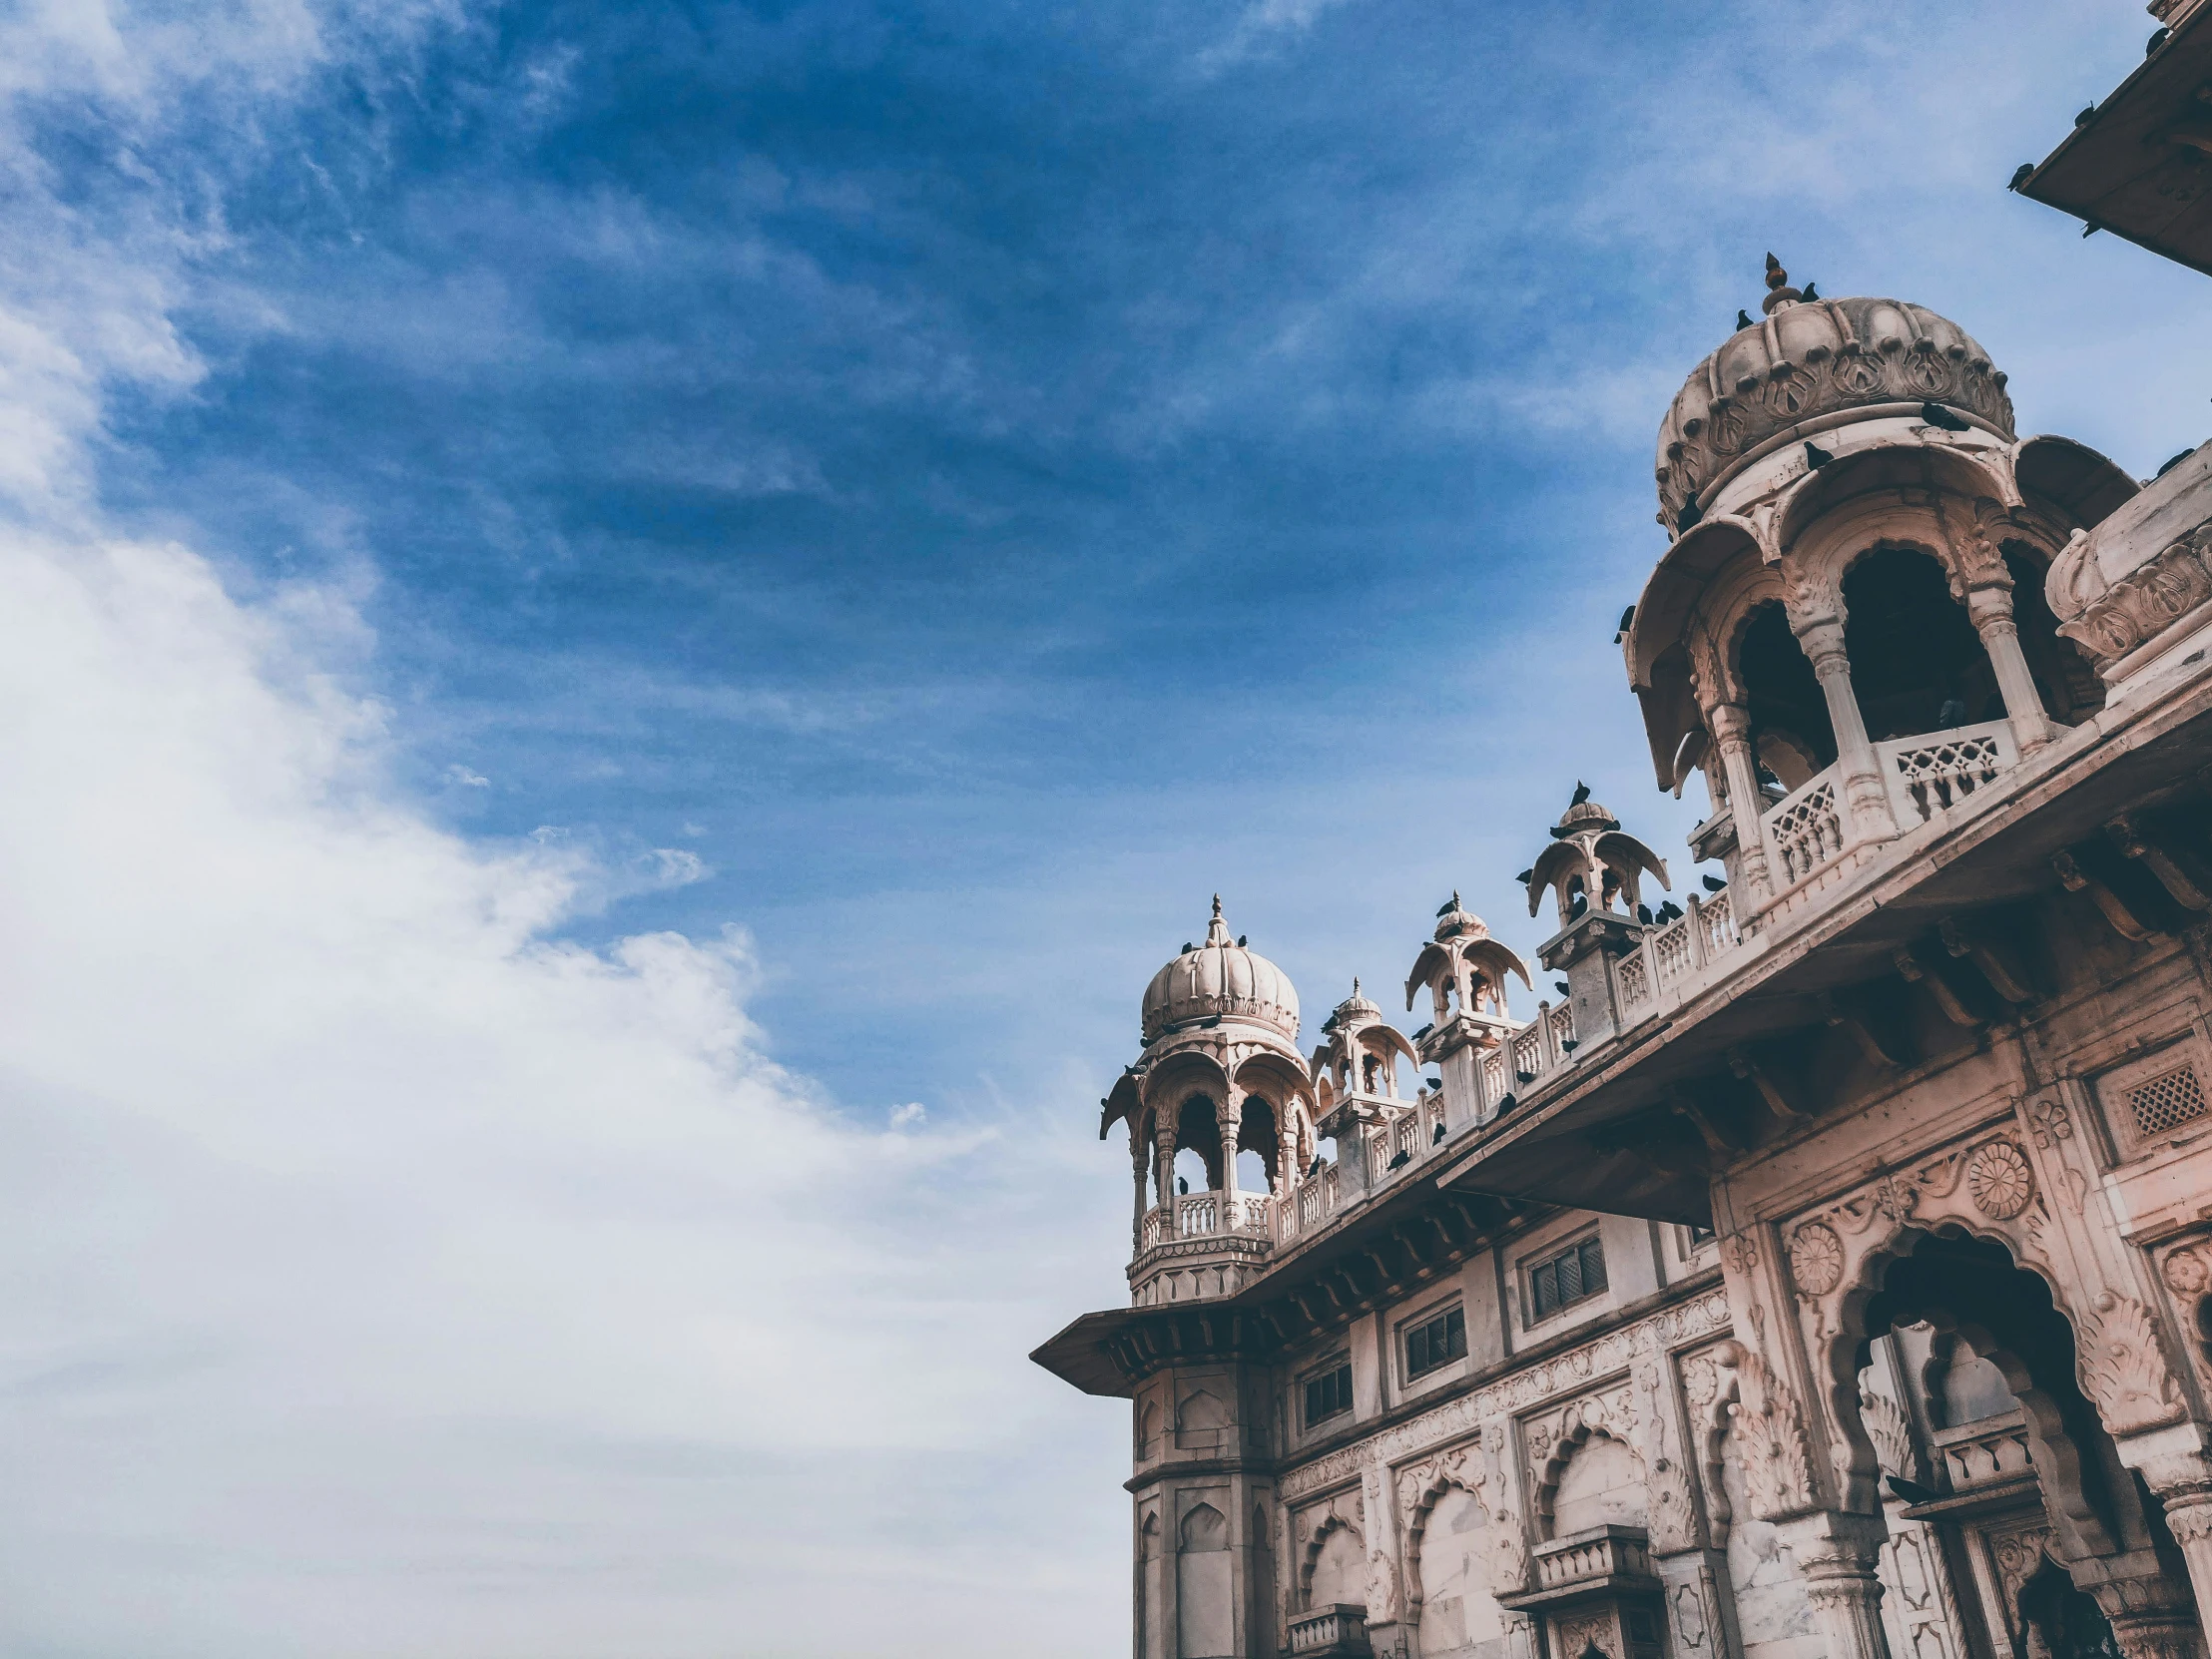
[2128,1065,2208,1138]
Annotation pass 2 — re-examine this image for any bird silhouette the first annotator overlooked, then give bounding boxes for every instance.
[2158,447,2198,478]
[1736,308,1755,329]
[1885,1474,1939,1506]
[1637,903,1654,925]
[1411,1023,1433,1041]
[2150,26,2171,54]
[1571,781,1591,806]
[1515,1069,1536,1085]
[1554,980,1571,996]
[2009,162,2034,191]
[2075,103,2096,127]
[1657,900,1684,922]
[2082,223,2101,239]
[1920,401,1970,431]
[1182,941,1194,953]
[1177,1176,1189,1195]
[1307,1157,1323,1179]
[1432,1120,1447,1144]
[1436,892,1461,916]
[1237,933,1248,946]
[1568,892,1588,919]
[1561,1039,1578,1053]
[1702,873,1728,892]
[1514,868,1535,884]
[1676,492,1703,532]
[1618,605,1636,632]
[1938,697,1968,728]
[1495,1092,1517,1116]
[1424,1078,1442,1094]
[1386,1149,1411,1171]
[1805,440,1834,469]
[1800,282,1820,301]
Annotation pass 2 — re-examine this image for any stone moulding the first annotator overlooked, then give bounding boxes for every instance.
[2048,519,2212,670]
[1276,1290,1730,1504]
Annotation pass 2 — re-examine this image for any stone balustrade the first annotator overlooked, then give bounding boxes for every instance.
[1287,1604,1373,1656]
[1531,1524,1656,1591]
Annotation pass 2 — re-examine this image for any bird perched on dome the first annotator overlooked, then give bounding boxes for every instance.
[1920,401,1970,432]
[1736,308,1755,330]
[1571,781,1591,806]
[1801,282,1820,301]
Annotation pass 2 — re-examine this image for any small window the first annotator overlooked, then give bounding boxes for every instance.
[1682,1223,1716,1250]
[1304,1360,1353,1427]
[2127,1065,2208,1138]
[1527,1235,1608,1323]
[1405,1305,1467,1379]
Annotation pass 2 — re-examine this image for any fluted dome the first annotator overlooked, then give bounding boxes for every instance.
[1141,897,1300,1044]
[1322,978,1382,1033]
[1656,286,2014,531]
[1432,891,1488,943]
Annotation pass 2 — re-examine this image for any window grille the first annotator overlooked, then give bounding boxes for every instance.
[1528,1236,1608,1323]
[1404,1306,1466,1379]
[1303,1361,1353,1426]
[2128,1065,2208,1137]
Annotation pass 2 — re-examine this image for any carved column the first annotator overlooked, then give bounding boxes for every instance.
[1790,612,1900,844]
[1707,702,1775,902]
[1781,1512,1898,1659]
[1132,1128,1151,1255]
[1362,1459,1408,1658]
[1964,583,2056,753]
[1278,1120,1298,1200]
[1155,1121,1179,1241]
[2140,1452,2212,1643]
[1219,1093,1245,1204]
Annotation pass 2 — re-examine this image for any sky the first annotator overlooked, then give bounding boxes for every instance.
[0,1,2208,1655]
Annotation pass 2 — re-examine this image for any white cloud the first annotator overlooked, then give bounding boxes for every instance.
[443,762,490,787]
[889,1101,928,1129]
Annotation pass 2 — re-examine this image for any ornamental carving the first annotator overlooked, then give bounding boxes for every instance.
[1859,1387,1915,1479]
[1790,1223,1846,1296]
[2047,518,2212,668]
[2161,1242,2210,1299]
[2078,1293,2184,1434]
[1717,1339,1816,1519]
[1965,1140,2035,1220]
[2027,1096,2074,1149]
[1556,1611,1613,1659]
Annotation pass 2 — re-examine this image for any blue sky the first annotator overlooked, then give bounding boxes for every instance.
[2,1,2209,1654]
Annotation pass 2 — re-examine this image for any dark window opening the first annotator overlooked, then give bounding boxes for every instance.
[1528,1236,1608,1322]
[1738,602,1837,787]
[1842,547,1994,743]
[1405,1305,1467,1378]
[2003,543,2105,726]
[1304,1360,1353,1426]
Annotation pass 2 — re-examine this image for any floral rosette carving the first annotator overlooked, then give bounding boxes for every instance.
[1789,1222,1846,1297]
[1965,1139,2034,1220]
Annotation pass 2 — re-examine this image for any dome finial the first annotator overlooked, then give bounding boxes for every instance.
[1352,975,1361,996]
[1761,251,1802,314]
[1205,894,1232,947]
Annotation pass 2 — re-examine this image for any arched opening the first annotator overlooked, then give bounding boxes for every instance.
[1412,1482,1502,1658]
[2003,543,2105,726]
[1738,601,1836,789]
[1305,1518,1365,1609]
[1842,548,1996,742]
[1841,1229,2195,1658]
[1173,1146,1210,1197]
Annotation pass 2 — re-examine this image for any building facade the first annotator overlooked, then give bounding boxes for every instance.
[1032,248,2212,1659]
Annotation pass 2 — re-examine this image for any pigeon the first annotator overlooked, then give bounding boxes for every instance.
[1637,903,1655,925]
[1307,1157,1323,1179]
[1514,868,1535,884]
[1805,439,1834,469]
[1736,308,1755,329]
[1676,492,1703,532]
[1702,873,1728,892]
[2075,103,2096,127]
[1516,1069,1536,1085]
[1495,1092,1517,1116]
[1938,697,1967,728]
[1568,892,1588,919]
[1386,1149,1411,1171]
[1411,1023,1433,1041]
[1571,780,1591,806]
[1885,1474,1939,1506]
[1658,900,1684,922]
[1561,1039,1579,1053]
[1554,980,1571,996]
[1436,893,1461,916]
[1424,1077,1443,1093]
[1177,1176,1189,1195]
[1237,933,1248,946]
[2157,447,2197,478]
[2150,26,2172,54]
[1800,282,1820,301]
[2082,223,2101,239]
[1432,1120,1447,1144]
[1618,605,1636,633]
[1182,941,1195,953]
[2009,162,2034,191]
[1920,401,1970,431]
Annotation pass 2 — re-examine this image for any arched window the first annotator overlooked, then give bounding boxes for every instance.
[1842,548,1993,742]
[1738,601,1836,786]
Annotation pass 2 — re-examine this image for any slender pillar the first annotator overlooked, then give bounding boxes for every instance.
[1792,614,1900,843]
[1708,703,1775,902]
[1218,1095,1244,1207]
[2143,1459,2212,1643]
[1132,1131,1150,1255]
[1965,584,2057,752]
[1155,1123,1178,1241]
[1779,1512,1896,1659]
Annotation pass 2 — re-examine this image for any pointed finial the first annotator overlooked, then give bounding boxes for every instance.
[1205,894,1231,947]
[1212,894,1223,917]
[1760,252,1803,315]
[1353,976,1362,996]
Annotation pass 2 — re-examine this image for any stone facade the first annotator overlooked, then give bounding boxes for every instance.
[1034,253,2212,1659]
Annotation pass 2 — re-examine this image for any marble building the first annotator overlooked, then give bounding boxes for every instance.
[1032,242,2212,1659]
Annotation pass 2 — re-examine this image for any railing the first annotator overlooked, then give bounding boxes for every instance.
[1878,720,2014,826]
[1930,1410,2032,1490]
[1143,1191,1271,1248]
[1288,1604,1373,1657]
[1765,768,1846,886]
[1531,1524,1654,1589]
[1614,889,1741,1018]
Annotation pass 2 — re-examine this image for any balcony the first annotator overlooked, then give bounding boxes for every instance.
[1288,1604,1373,1656]
[1498,1525,1660,1613]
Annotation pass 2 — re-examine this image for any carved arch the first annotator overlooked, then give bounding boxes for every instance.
[1398,1458,1484,1624]
[1297,1511,1364,1611]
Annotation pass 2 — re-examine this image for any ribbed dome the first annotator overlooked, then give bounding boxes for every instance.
[1141,897,1300,1044]
[1656,289,2013,530]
